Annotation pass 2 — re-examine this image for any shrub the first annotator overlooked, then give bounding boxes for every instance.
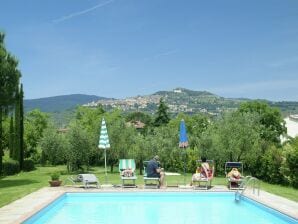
[282,140,298,188]
[30,146,42,164]
[260,146,284,184]
[22,159,35,171]
[50,172,60,181]
[2,160,20,175]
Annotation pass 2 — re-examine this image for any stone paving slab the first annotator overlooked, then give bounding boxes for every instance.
[0,185,297,223]
[244,188,298,219]
[0,188,65,224]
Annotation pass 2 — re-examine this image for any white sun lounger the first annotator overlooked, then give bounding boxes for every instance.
[68,174,100,189]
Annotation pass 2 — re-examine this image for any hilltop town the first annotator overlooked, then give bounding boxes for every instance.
[82,88,238,115]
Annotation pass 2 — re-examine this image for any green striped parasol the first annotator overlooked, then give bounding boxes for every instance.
[98,118,110,181]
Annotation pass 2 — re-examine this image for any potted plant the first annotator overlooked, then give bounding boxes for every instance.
[49,172,62,187]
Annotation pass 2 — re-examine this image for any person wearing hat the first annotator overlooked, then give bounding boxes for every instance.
[227,168,241,180]
[146,155,165,187]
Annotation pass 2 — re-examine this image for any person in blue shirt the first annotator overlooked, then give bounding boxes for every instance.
[147,155,165,187]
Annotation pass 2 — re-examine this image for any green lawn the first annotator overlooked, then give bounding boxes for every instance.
[0,166,297,208]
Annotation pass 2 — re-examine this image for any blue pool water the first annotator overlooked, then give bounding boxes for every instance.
[23,192,297,224]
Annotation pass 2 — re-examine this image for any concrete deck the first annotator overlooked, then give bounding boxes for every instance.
[0,185,297,224]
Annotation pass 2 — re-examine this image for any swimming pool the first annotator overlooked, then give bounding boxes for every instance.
[23,192,297,224]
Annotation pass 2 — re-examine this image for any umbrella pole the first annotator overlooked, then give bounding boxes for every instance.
[184,149,186,185]
[104,148,107,183]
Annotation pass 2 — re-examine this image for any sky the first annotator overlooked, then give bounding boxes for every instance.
[1,0,298,101]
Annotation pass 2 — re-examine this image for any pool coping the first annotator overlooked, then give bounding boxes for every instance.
[0,186,297,224]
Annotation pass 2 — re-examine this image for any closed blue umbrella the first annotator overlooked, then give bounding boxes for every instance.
[179,119,188,148]
[179,119,188,185]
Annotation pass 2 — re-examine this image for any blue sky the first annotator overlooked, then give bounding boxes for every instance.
[1,0,298,101]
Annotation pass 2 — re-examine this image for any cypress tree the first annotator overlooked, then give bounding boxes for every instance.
[154,98,170,127]
[9,116,14,158]
[0,109,2,174]
[19,84,24,170]
[13,87,20,162]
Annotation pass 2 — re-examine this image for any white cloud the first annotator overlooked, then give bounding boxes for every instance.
[53,0,115,23]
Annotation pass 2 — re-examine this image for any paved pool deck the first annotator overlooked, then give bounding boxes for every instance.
[0,185,297,224]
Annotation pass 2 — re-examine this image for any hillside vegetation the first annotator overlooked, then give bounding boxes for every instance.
[24,94,107,113]
[24,88,298,126]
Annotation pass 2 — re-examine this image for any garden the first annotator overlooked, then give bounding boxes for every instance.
[0,31,298,208]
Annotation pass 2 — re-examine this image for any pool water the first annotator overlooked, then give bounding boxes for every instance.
[23,192,297,224]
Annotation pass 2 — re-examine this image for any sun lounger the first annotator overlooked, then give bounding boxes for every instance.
[192,160,215,190]
[119,159,137,188]
[67,175,83,186]
[67,174,100,189]
[225,162,244,190]
[143,161,160,189]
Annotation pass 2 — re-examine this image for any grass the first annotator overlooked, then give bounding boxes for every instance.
[0,166,65,208]
[259,180,298,202]
[0,166,297,208]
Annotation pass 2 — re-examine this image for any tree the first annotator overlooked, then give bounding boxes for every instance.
[8,116,14,158]
[40,127,68,165]
[19,84,24,169]
[150,125,178,171]
[154,98,170,127]
[24,109,49,158]
[282,137,298,188]
[167,113,209,149]
[65,122,92,171]
[200,112,262,174]
[13,87,20,162]
[105,110,137,172]
[260,144,284,184]
[239,101,286,144]
[0,32,21,174]
[74,106,106,166]
[127,133,151,174]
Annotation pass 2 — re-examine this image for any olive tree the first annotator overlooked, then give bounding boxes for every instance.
[65,122,93,172]
[200,112,262,174]
[40,127,68,165]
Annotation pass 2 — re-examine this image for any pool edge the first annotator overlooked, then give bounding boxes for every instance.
[19,191,65,224]
[21,191,298,223]
[4,188,296,223]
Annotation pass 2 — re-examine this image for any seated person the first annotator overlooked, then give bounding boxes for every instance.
[191,157,213,185]
[227,168,242,181]
[146,155,165,187]
[121,168,134,177]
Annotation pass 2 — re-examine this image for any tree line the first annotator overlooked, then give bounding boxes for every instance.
[1,32,297,188]
[2,97,297,188]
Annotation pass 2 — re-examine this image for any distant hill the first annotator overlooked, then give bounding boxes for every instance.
[91,87,298,116]
[24,94,107,113]
[24,89,298,122]
[152,88,231,114]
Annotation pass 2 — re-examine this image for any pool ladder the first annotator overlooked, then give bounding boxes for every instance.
[235,176,260,201]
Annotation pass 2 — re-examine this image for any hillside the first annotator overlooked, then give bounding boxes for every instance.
[88,88,298,116]
[24,89,298,122]
[24,94,107,113]
[152,88,241,114]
